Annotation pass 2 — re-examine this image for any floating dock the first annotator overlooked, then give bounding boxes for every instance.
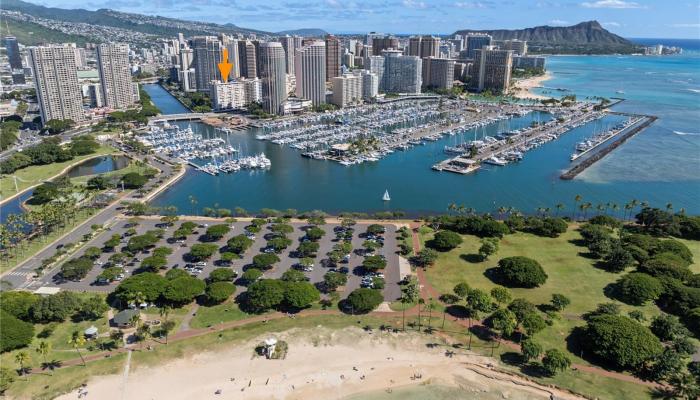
[560,113,657,180]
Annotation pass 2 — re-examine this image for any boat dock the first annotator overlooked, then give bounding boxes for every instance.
[433,106,605,174]
[560,113,657,180]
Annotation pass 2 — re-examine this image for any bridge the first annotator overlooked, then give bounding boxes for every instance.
[149,113,219,123]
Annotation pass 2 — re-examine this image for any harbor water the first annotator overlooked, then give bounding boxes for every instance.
[147,48,700,216]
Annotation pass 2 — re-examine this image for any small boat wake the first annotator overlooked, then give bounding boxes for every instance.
[673,131,700,136]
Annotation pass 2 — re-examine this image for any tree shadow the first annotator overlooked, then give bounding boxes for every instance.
[520,362,548,378]
[483,267,504,285]
[460,253,483,263]
[445,304,470,318]
[500,351,524,366]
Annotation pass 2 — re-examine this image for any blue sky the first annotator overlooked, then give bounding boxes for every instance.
[35,0,700,38]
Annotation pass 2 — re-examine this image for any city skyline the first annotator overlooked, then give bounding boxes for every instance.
[28,0,700,39]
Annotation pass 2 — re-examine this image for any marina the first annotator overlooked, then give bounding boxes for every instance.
[433,103,606,174]
[570,116,644,161]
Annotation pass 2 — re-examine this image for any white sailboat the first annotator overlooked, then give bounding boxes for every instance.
[382,190,391,201]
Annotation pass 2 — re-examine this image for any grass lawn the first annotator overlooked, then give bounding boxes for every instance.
[423,226,665,367]
[69,159,147,187]
[0,145,116,199]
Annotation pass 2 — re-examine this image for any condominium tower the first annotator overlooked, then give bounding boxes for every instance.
[30,45,85,123]
[472,46,513,94]
[465,34,492,59]
[4,36,25,84]
[382,50,421,94]
[295,41,326,106]
[325,34,341,82]
[192,36,222,92]
[259,42,287,115]
[97,43,137,109]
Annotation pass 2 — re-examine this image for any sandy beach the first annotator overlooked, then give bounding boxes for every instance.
[56,327,583,400]
[512,71,552,100]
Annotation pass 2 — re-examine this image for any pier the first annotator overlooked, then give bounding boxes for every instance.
[434,105,605,174]
[560,114,657,180]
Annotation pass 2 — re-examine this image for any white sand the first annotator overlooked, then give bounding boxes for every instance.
[56,328,583,400]
[512,71,552,100]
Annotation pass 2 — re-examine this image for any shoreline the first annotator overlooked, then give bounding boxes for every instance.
[512,71,552,100]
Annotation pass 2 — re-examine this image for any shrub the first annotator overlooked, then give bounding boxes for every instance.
[346,288,383,314]
[520,339,542,362]
[603,246,634,272]
[30,292,81,323]
[498,256,547,288]
[616,273,662,305]
[253,253,280,270]
[0,291,39,321]
[583,314,663,369]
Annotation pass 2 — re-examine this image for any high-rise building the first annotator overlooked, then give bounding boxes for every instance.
[325,34,341,82]
[342,52,355,69]
[330,73,362,107]
[422,57,455,90]
[97,43,136,110]
[465,34,492,59]
[365,32,383,46]
[408,37,422,57]
[420,36,440,59]
[86,83,103,108]
[295,41,326,106]
[4,36,26,84]
[354,70,378,100]
[493,39,528,55]
[210,78,261,111]
[372,36,399,55]
[192,36,222,92]
[238,40,257,79]
[448,38,463,53]
[472,46,513,94]
[259,42,287,115]
[366,56,385,92]
[513,55,545,70]
[382,50,421,94]
[279,35,296,76]
[30,45,85,123]
[222,36,241,78]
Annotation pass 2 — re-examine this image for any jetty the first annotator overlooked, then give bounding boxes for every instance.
[560,113,657,180]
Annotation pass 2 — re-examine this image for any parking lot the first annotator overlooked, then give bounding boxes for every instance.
[38,217,405,302]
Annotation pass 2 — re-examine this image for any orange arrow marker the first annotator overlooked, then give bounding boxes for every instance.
[218,48,233,83]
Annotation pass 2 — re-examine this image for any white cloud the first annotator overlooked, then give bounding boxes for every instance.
[454,1,489,8]
[580,0,642,9]
[670,23,700,28]
[403,0,427,9]
[602,21,621,27]
[548,19,570,25]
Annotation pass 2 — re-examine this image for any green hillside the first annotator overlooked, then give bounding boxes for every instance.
[0,19,88,46]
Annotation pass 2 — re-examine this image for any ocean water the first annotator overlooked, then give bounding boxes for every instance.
[146,46,700,216]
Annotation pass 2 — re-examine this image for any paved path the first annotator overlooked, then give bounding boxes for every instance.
[178,304,199,332]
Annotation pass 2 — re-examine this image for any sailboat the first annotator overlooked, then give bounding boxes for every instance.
[382,190,391,201]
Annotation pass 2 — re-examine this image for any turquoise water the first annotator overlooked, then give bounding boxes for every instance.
[147,47,700,216]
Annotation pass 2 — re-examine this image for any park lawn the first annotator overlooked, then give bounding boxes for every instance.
[423,227,665,366]
[189,301,260,329]
[680,238,700,273]
[69,159,148,187]
[141,305,191,333]
[0,144,116,199]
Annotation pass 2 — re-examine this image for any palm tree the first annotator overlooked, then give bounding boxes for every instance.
[137,324,151,350]
[188,195,198,216]
[555,203,565,217]
[596,203,605,216]
[159,306,172,344]
[15,351,30,378]
[37,341,52,373]
[69,331,87,366]
[400,293,410,331]
[425,298,436,332]
[573,194,583,220]
[666,203,674,212]
[447,203,457,214]
[417,298,425,332]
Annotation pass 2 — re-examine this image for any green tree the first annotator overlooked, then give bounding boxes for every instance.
[467,289,492,313]
[616,273,662,306]
[520,339,542,363]
[68,331,87,366]
[227,234,253,253]
[0,310,34,352]
[362,255,387,271]
[490,287,512,305]
[14,351,30,378]
[188,243,219,261]
[550,294,571,311]
[478,238,499,260]
[205,224,230,241]
[208,268,236,282]
[281,269,307,282]
[205,282,236,304]
[245,279,285,311]
[346,288,383,314]
[489,308,517,337]
[163,277,205,305]
[497,256,548,288]
[323,271,348,291]
[541,349,571,376]
[283,281,320,309]
[253,253,280,270]
[429,230,463,251]
[241,268,263,284]
[583,314,663,369]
